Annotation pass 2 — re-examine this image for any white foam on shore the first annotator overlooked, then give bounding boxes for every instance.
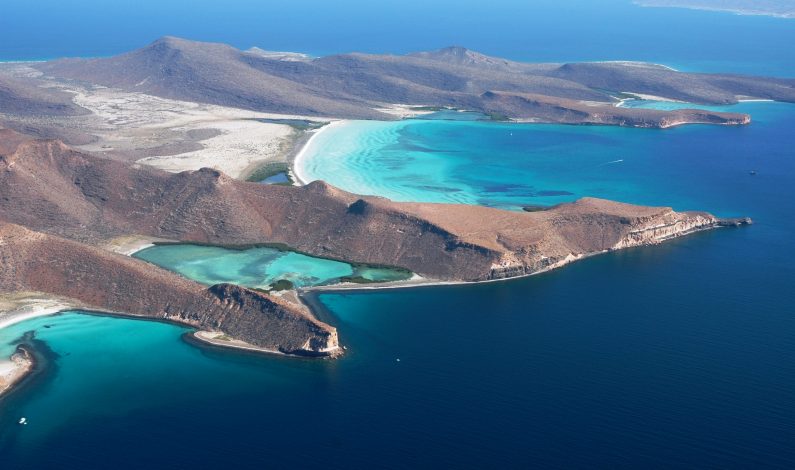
[621,92,687,103]
[292,120,348,186]
[595,60,679,72]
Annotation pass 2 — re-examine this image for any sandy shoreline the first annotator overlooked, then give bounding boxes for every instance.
[190,331,285,356]
[103,235,175,256]
[0,346,34,398]
[0,295,76,331]
[291,119,347,186]
[596,60,679,72]
[615,92,688,107]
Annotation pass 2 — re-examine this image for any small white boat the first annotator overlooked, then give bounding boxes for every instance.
[19,417,27,425]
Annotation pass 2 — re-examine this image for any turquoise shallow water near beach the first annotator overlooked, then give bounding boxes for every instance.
[133,244,410,288]
[618,99,757,112]
[300,102,790,212]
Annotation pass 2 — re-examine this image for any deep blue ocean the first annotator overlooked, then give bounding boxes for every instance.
[2,1,795,468]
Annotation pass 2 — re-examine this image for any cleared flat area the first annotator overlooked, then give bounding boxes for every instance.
[0,63,327,179]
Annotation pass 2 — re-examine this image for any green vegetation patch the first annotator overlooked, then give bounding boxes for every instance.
[269,279,295,291]
[485,112,510,122]
[246,162,294,185]
[251,118,327,131]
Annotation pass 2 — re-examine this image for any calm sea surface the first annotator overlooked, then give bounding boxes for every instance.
[2,1,795,468]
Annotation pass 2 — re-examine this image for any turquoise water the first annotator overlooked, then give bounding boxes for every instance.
[618,98,770,112]
[260,172,290,184]
[300,102,790,212]
[618,99,748,112]
[133,244,410,288]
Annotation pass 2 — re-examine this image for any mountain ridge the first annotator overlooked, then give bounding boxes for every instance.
[29,37,795,126]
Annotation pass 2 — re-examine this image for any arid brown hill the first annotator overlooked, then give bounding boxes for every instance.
[0,222,339,355]
[0,75,88,117]
[33,37,795,125]
[0,129,747,281]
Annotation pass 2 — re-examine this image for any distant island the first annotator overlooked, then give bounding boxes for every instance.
[635,1,795,18]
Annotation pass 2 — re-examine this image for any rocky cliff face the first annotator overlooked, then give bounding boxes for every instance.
[437,200,740,280]
[611,211,719,249]
[0,222,340,356]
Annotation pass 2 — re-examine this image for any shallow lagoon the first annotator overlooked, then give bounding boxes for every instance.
[133,244,411,288]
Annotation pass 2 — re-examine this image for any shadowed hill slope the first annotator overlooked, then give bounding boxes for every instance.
[0,75,88,117]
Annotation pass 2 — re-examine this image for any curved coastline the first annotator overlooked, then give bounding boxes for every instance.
[291,119,348,186]
[0,301,336,398]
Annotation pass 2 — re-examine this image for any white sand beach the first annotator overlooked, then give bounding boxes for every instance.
[0,294,76,331]
[373,104,437,119]
[616,92,688,106]
[102,235,175,256]
[291,120,346,185]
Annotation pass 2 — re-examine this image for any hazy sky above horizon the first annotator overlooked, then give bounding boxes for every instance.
[2,0,793,75]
